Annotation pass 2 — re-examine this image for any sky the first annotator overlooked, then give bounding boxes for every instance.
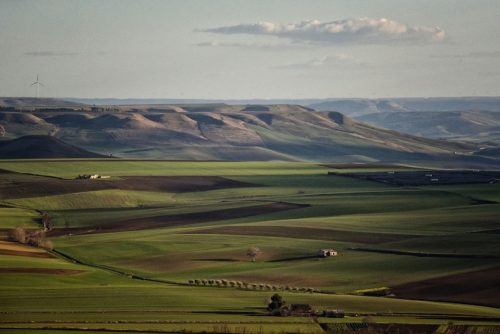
[0,0,499,99]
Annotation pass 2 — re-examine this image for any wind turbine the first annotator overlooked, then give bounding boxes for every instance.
[31,74,44,98]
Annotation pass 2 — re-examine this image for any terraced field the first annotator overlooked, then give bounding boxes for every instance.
[0,160,499,333]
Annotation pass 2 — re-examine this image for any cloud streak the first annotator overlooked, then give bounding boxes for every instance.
[431,51,500,59]
[275,54,364,70]
[201,18,445,45]
[24,51,78,57]
[195,41,308,51]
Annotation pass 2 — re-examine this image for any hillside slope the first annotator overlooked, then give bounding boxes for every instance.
[0,105,496,166]
[0,135,105,159]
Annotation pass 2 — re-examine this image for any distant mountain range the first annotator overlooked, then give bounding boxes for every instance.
[308,97,500,116]
[0,98,498,167]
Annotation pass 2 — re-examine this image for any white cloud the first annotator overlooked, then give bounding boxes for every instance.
[201,18,445,45]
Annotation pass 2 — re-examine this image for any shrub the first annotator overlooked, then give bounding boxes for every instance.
[41,240,54,251]
[9,226,27,244]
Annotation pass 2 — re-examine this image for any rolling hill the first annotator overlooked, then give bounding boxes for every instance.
[0,135,105,159]
[0,99,498,165]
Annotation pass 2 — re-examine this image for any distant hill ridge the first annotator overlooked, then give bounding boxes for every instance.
[0,135,105,159]
[0,98,498,165]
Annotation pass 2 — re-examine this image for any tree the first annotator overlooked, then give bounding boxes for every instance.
[28,230,46,247]
[267,293,285,312]
[9,225,54,251]
[246,246,261,262]
[41,212,52,231]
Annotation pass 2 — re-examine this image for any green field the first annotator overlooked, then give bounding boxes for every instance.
[0,160,499,333]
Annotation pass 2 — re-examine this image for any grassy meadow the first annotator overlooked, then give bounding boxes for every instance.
[0,160,499,333]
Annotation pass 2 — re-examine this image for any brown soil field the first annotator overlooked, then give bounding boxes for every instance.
[0,268,85,275]
[185,225,417,244]
[0,170,257,200]
[364,324,440,334]
[113,176,257,192]
[476,228,500,234]
[48,203,307,236]
[0,171,110,199]
[322,163,415,169]
[392,266,500,308]
[0,249,54,258]
[334,170,500,186]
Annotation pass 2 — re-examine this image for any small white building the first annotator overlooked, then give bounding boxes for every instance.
[318,249,338,257]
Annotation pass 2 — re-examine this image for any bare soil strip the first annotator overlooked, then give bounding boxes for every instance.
[0,268,84,275]
[392,267,500,308]
[115,176,258,192]
[350,247,500,259]
[0,249,54,258]
[322,163,416,169]
[48,203,307,236]
[331,170,500,186]
[184,226,418,244]
[474,228,500,234]
[0,172,258,200]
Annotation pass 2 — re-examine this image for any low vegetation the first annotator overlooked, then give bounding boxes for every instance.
[0,160,499,333]
[9,225,53,250]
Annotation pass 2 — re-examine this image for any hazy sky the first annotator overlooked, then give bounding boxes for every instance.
[1,0,499,99]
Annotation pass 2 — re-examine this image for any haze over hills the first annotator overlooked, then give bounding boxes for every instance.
[357,110,500,143]
[65,96,500,113]
[308,97,500,144]
[0,97,85,109]
[309,97,500,116]
[0,97,498,166]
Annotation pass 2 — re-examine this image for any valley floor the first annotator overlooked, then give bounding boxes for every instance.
[0,160,499,333]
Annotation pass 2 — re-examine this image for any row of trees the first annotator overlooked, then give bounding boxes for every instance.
[9,212,54,250]
[9,225,53,251]
[188,279,318,293]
